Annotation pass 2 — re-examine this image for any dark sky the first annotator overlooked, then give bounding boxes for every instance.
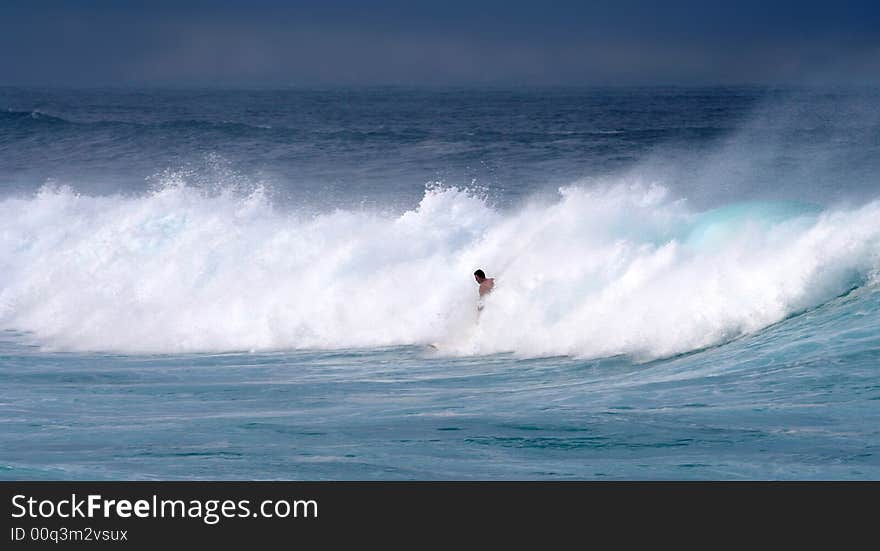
[3,0,880,86]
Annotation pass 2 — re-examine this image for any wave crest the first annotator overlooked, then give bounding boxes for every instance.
[1,180,878,358]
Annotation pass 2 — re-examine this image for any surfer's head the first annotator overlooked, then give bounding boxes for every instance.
[474,269,486,283]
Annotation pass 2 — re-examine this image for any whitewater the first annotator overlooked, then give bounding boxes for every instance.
[1,180,878,359]
[1,86,879,479]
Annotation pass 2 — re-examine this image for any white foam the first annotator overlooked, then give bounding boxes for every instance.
[1,179,878,359]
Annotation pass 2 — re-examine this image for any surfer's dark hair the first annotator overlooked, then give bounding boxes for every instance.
[474,269,485,278]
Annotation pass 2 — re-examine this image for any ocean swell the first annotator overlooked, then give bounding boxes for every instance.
[1,180,878,358]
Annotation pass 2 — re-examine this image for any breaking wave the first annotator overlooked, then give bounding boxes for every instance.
[1,178,878,359]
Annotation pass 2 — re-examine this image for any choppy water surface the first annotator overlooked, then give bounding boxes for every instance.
[1,86,879,479]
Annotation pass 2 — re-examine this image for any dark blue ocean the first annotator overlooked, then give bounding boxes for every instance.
[1,86,879,479]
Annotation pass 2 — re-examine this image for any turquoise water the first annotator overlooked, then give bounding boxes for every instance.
[1,87,879,479]
[2,283,878,480]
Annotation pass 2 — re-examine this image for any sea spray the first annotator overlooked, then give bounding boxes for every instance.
[2,180,878,359]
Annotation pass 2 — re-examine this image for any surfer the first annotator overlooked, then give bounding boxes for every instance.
[474,269,495,311]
